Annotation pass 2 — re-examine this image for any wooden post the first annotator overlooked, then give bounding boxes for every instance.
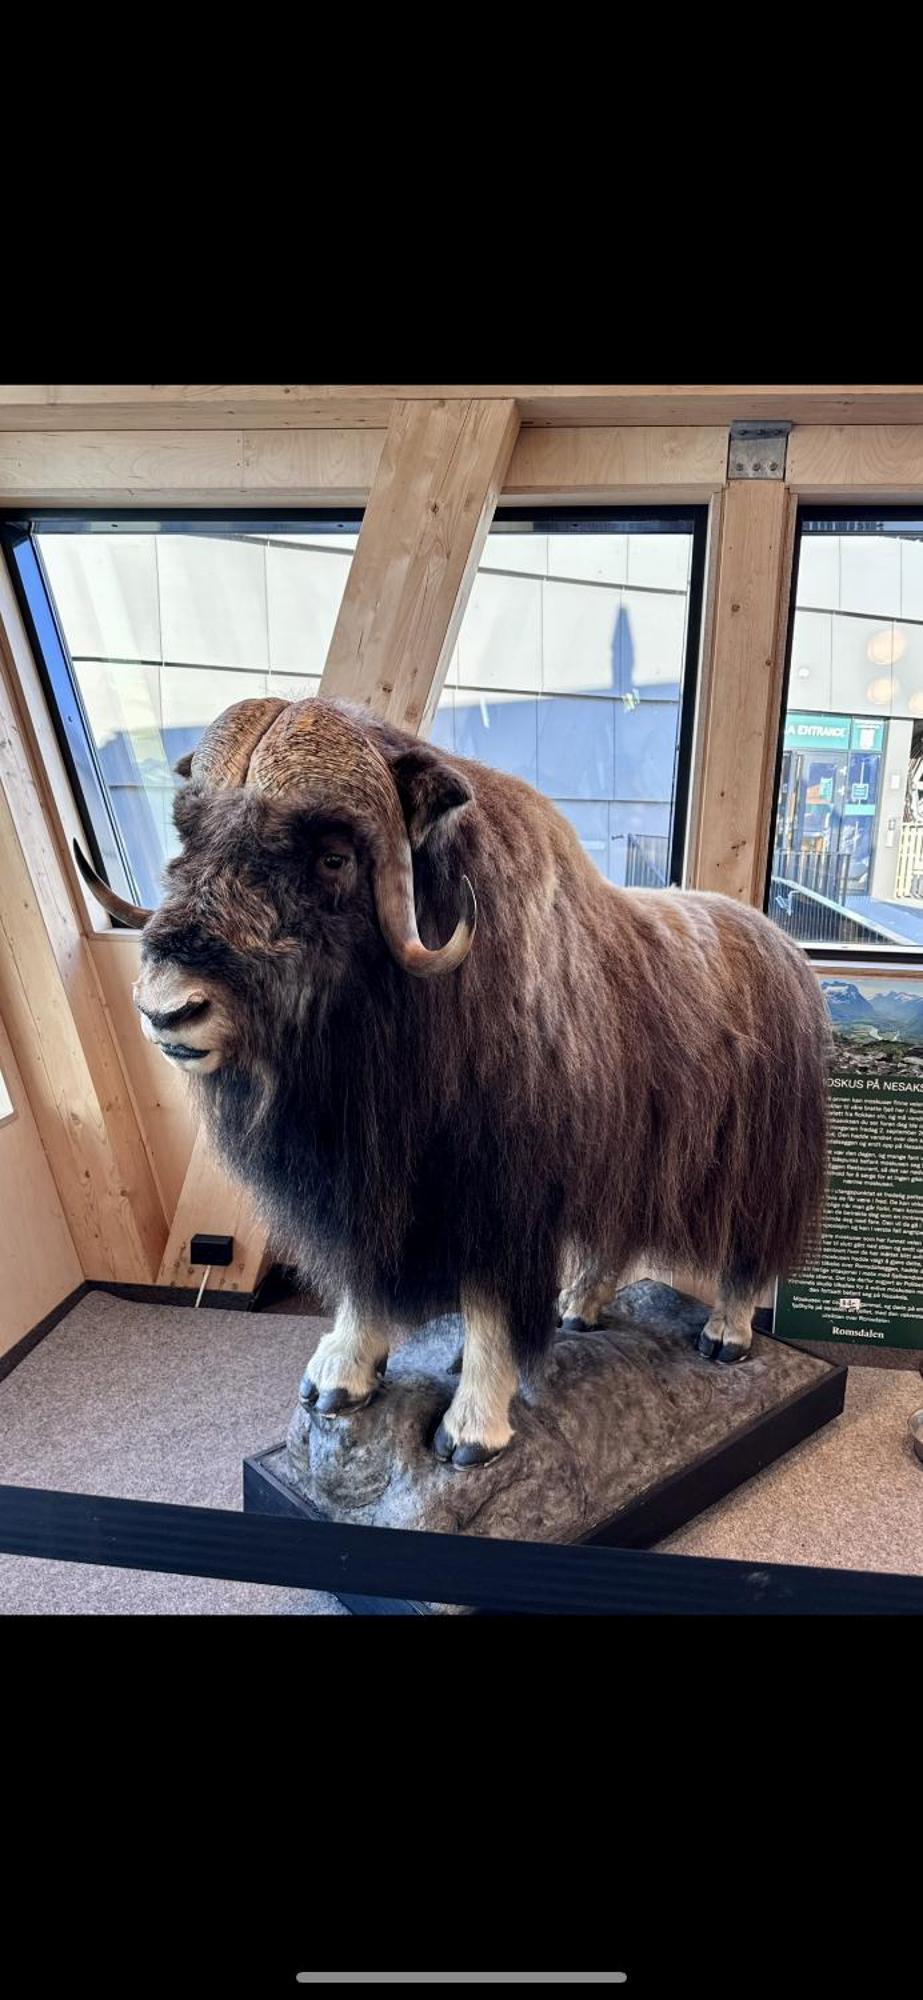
[690,479,797,904]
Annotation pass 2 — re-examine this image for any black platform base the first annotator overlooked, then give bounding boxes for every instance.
[243,1285,848,1616]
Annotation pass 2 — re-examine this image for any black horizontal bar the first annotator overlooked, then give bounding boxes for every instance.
[1,1483,922,1614]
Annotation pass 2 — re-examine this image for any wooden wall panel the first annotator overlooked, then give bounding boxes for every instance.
[0,1011,83,1355]
[0,595,167,1281]
[0,781,166,1281]
[156,1143,271,1296]
[88,937,197,1217]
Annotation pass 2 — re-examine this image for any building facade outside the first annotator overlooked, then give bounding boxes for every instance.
[771,527,923,947]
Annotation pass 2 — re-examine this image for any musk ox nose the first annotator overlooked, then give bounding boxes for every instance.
[132,964,221,1072]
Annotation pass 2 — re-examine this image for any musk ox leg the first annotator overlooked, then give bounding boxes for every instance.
[432,1290,519,1467]
[696,1280,758,1364]
[557,1255,655,1331]
[299,1295,390,1416]
[558,1272,619,1333]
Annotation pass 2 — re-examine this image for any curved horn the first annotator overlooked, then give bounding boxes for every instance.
[73,841,154,928]
[370,830,477,978]
[189,696,289,788]
[248,698,477,978]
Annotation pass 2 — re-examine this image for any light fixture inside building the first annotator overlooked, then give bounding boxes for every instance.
[866,674,901,705]
[866,627,907,667]
[908,689,923,717]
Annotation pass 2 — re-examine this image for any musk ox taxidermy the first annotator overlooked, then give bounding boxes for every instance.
[77,694,832,1468]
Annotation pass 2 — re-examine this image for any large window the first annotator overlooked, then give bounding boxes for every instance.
[2,517,361,906]
[432,509,706,887]
[3,507,705,908]
[767,513,923,953]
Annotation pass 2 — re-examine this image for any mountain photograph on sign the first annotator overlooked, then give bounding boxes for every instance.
[822,977,923,1076]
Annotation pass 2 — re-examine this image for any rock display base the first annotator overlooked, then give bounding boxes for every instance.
[246,1282,846,1614]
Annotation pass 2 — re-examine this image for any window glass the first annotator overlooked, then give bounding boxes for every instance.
[35,526,358,906]
[435,515,701,886]
[24,512,702,905]
[768,519,923,950]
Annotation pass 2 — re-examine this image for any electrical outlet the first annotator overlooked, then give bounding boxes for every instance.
[190,1234,235,1267]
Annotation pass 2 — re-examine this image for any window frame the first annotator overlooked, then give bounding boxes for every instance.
[0,1065,16,1129]
[0,502,708,905]
[762,503,923,967]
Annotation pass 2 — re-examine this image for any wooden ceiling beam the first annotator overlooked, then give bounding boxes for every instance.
[0,429,384,506]
[506,424,727,501]
[4,385,923,430]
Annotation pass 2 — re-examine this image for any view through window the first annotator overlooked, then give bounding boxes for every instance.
[768,516,923,951]
[10,511,704,907]
[34,523,360,905]
[434,512,702,887]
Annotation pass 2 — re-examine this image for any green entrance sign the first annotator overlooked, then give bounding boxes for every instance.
[775,975,923,1349]
[782,712,887,756]
[783,713,851,754]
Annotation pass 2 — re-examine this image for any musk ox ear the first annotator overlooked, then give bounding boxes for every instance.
[174,752,194,779]
[386,744,474,850]
[172,785,206,840]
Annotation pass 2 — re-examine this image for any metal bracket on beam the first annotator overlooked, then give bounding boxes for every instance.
[728,422,792,480]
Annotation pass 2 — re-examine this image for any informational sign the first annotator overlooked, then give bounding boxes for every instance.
[851,720,884,753]
[775,974,923,1349]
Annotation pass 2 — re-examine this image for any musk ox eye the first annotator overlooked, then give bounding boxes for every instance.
[320,852,347,873]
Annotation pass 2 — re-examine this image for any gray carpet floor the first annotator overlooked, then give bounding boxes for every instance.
[0,1291,344,1615]
[1,1290,921,1613]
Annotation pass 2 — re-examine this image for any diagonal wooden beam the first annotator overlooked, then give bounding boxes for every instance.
[0,565,168,1283]
[161,398,519,1295]
[320,397,520,731]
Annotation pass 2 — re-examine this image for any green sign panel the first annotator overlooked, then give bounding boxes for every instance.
[783,713,851,754]
[783,713,886,756]
[850,719,885,753]
[775,975,923,1349]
